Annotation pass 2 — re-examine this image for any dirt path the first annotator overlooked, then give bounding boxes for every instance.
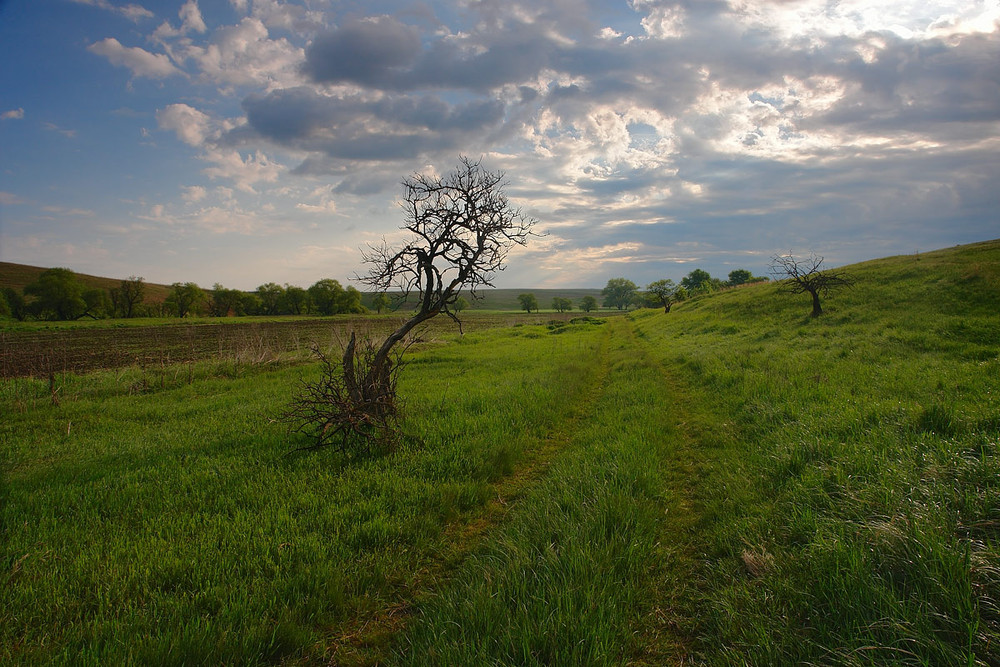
[329,318,714,665]
[320,324,617,665]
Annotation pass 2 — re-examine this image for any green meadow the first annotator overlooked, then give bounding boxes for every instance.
[2,240,998,664]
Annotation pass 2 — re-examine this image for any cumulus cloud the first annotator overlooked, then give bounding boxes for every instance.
[69,0,999,285]
[302,16,423,86]
[88,38,181,78]
[157,103,214,146]
[1,108,24,120]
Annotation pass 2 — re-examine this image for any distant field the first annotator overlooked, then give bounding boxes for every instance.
[0,312,588,378]
[2,239,998,664]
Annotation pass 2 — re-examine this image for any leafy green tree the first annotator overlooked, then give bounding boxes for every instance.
[284,285,308,315]
[308,278,345,315]
[601,277,638,310]
[551,296,572,313]
[24,268,87,320]
[210,283,242,317]
[579,295,598,312]
[518,292,539,313]
[1,287,28,321]
[82,288,111,319]
[727,269,753,286]
[338,286,366,314]
[646,279,687,313]
[238,291,262,316]
[681,269,715,293]
[166,282,206,318]
[453,296,470,312]
[109,275,145,318]
[256,283,285,315]
[372,292,392,313]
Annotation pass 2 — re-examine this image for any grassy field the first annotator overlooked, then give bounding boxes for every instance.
[2,240,998,664]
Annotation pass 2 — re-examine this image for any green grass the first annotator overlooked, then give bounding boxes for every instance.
[2,239,998,664]
[2,321,609,664]
[625,239,1000,664]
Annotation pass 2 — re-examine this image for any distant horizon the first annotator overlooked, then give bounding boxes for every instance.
[5,237,996,294]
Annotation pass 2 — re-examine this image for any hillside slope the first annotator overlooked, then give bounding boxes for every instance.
[625,237,1000,663]
[0,262,171,303]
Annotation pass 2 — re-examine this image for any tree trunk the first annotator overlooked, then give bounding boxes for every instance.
[809,289,822,317]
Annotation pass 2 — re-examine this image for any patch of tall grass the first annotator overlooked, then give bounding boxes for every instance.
[630,239,1000,664]
[1,321,606,664]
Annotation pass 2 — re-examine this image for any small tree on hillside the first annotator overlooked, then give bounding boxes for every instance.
[518,293,539,313]
[681,268,722,294]
[727,269,753,286]
[284,157,536,455]
[646,279,687,313]
[769,252,854,317]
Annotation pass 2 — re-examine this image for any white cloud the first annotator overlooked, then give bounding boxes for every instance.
[87,38,181,78]
[68,0,153,22]
[180,17,304,88]
[156,103,213,146]
[179,0,207,34]
[182,185,207,203]
[1,108,25,120]
[201,149,282,193]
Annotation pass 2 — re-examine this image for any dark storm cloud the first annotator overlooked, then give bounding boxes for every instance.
[813,31,1000,137]
[240,86,508,160]
[301,16,422,86]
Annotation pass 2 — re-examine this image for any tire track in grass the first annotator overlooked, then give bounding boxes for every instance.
[383,318,707,666]
[322,324,616,666]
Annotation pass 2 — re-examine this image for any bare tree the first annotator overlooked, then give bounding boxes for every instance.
[286,156,536,454]
[769,252,854,317]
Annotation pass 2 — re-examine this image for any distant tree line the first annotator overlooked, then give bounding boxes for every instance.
[1,265,773,322]
[513,268,767,315]
[0,268,370,321]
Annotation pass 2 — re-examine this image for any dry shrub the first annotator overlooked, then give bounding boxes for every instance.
[281,334,403,458]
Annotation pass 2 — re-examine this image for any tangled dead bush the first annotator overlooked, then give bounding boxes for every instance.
[281,334,405,457]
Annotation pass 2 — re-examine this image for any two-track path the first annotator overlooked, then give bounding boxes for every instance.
[325,317,715,665]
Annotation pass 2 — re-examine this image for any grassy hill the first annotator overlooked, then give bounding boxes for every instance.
[2,239,998,664]
[0,262,172,303]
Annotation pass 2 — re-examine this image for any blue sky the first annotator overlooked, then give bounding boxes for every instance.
[1,0,998,290]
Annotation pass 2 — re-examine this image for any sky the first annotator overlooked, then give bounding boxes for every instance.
[1,0,998,291]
